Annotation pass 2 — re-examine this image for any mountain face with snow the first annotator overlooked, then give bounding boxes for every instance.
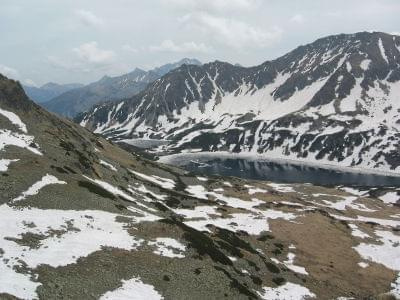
[1,74,400,299]
[43,58,201,118]
[78,32,400,174]
[23,82,84,103]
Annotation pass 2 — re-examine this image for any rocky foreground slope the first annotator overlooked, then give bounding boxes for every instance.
[78,32,400,174]
[1,74,400,299]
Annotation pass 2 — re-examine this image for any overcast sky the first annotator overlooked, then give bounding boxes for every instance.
[0,0,398,86]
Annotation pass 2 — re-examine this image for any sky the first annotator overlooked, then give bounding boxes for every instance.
[0,0,399,86]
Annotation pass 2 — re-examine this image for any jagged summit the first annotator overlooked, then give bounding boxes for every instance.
[77,31,400,173]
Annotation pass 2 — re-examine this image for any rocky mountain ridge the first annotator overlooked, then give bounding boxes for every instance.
[43,58,201,118]
[23,82,84,103]
[78,32,400,173]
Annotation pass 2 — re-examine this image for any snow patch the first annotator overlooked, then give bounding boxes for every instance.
[0,108,27,133]
[257,282,316,299]
[173,206,221,219]
[321,196,375,212]
[100,159,118,171]
[349,224,370,239]
[354,230,400,271]
[100,277,163,300]
[83,176,135,202]
[283,249,309,275]
[268,183,295,193]
[129,170,175,190]
[12,174,66,203]
[0,158,18,172]
[379,192,399,204]
[378,38,389,64]
[0,130,42,155]
[360,59,371,71]
[248,187,268,195]
[148,238,186,258]
[185,209,297,235]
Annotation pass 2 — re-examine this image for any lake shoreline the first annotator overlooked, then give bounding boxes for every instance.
[158,151,400,179]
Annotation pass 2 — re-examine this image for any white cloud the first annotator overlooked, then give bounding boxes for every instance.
[47,56,74,71]
[181,13,282,49]
[325,11,343,18]
[391,31,400,36]
[0,64,19,79]
[122,44,139,53]
[24,79,38,87]
[73,42,115,64]
[149,40,212,53]
[75,9,104,27]
[163,0,259,12]
[290,14,305,24]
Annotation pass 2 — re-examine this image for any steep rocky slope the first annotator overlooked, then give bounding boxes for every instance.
[1,74,400,299]
[78,32,400,173]
[43,58,201,118]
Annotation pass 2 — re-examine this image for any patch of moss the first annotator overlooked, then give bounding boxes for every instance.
[265,262,280,274]
[272,249,282,255]
[214,266,257,299]
[215,240,243,258]
[194,268,201,275]
[246,260,260,271]
[215,228,258,255]
[250,275,262,285]
[50,165,69,174]
[5,232,45,249]
[63,166,77,174]
[272,277,286,286]
[162,218,232,266]
[257,234,274,241]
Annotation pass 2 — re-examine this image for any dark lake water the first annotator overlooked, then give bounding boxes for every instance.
[166,156,400,187]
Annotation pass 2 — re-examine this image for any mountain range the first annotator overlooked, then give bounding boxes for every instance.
[23,82,84,103]
[41,58,201,118]
[77,32,400,174]
[0,73,399,298]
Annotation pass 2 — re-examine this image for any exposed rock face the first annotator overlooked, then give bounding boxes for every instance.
[42,58,201,118]
[78,32,400,173]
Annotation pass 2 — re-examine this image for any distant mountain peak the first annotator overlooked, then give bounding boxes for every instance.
[152,58,202,77]
[177,57,202,65]
[41,58,202,118]
[41,82,60,89]
[22,82,84,104]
